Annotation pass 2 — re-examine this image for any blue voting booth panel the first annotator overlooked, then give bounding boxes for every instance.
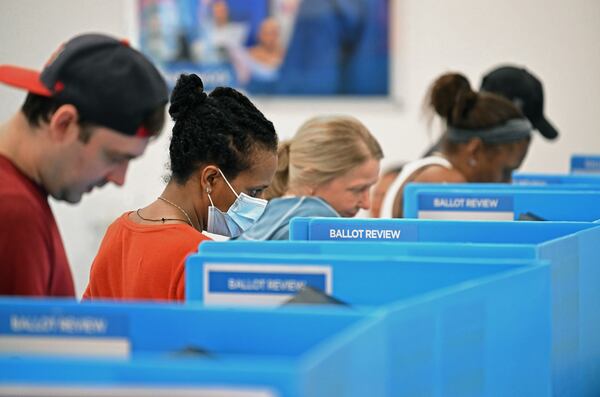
[186,252,551,396]
[186,252,538,307]
[383,265,549,397]
[0,299,387,397]
[403,183,600,221]
[288,217,600,396]
[289,217,594,243]
[571,154,600,174]
[513,172,600,186]
[199,239,537,259]
[576,228,600,395]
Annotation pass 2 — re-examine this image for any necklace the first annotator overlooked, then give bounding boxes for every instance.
[157,196,194,227]
[135,208,189,225]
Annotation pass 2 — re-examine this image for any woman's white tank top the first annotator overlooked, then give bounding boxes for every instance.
[379,155,452,218]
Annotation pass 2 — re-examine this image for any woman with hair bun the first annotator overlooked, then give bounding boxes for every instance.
[236,115,383,241]
[380,72,532,218]
[85,74,278,300]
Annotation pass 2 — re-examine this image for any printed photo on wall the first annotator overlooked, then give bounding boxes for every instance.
[138,0,390,95]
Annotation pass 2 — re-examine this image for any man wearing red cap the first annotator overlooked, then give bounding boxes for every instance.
[0,33,168,297]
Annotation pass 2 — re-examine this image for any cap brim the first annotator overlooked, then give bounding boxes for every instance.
[533,116,559,140]
[0,65,51,96]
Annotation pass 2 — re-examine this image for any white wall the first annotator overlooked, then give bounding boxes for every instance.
[1,0,599,296]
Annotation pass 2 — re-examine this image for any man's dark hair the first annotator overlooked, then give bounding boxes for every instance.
[168,74,278,183]
[22,94,73,127]
[21,93,165,143]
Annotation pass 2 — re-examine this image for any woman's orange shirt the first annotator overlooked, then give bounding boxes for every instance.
[84,212,210,301]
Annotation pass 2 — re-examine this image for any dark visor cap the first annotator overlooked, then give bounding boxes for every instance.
[481,65,559,140]
[0,33,168,137]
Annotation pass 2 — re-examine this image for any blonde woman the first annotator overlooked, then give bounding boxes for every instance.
[236,115,383,240]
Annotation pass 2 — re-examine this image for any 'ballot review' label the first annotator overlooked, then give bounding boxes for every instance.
[204,264,332,306]
[417,193,514,220]
[309,221,419,241]
[0,310,130,358]
[571,155,600,174]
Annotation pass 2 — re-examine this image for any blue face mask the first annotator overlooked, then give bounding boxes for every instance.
[206,169,268,237]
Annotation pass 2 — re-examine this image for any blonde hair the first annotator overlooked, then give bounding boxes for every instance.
[265,115,383,199]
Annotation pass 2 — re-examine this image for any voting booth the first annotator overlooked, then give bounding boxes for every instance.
[571,154,600,174]
[186,248,551,396]
[0,298,389,397]
[513,172,600,186]
[287,217,600,396]
[186,252,542,308]
[402,183,600,221]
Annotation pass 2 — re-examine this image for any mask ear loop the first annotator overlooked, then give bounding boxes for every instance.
[218,169,240,198]
[206,186,215,207]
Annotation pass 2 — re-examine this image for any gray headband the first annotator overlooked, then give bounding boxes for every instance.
[446,118,533,144]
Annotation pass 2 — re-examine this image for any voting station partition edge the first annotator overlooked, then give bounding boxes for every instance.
[0,298,389,397]
[186,248,551,396]
[402,183,600,222]
[570,154,600,174]
[286,217,600,396]
[513,172,600,186]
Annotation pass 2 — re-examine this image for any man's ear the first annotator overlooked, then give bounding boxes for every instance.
[48,104,79,142]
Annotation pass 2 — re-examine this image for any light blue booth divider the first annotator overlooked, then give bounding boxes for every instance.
[288,217,600,396]
[0,298,388,397]
[289,217,595,242]
[403,183,600,221]
[513,172,600,186]
[186,250,551,396]
[571,154,600,174]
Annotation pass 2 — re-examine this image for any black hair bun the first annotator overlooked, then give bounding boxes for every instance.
[169,74,208,121]
[429,73,472,124]
[454,89,478,122]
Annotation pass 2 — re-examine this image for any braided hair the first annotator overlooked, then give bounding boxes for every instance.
[168,74,278,183]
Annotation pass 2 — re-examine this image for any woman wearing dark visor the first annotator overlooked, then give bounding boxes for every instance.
[380,72,532,218]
